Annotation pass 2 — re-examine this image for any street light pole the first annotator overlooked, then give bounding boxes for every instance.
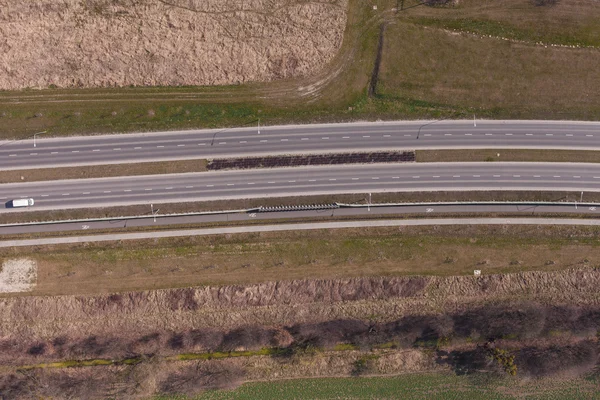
[33,131,47,148]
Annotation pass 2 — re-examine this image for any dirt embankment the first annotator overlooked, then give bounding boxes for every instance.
[0,0,348,90]
[1,268,599,349]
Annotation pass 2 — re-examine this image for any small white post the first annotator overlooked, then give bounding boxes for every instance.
[581,191,584,202]
[473,115,476,127]
[258,118,260,135]
[151,204,156,222]
[368,193,372,212]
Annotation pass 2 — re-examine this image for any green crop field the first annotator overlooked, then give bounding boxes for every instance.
[157,373,600,400]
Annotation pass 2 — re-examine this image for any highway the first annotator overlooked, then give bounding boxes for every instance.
[0,203,597,235]
[1,120,600,170]
[3,218,600,248]
[2,163,600,211]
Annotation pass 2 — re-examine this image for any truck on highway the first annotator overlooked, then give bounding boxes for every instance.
[8,198,34,208]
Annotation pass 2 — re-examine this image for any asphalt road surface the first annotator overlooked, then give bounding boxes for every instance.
[1,203,598,235]
[2,218,600,247]
[2,163,600,211]
[1,120,600,170]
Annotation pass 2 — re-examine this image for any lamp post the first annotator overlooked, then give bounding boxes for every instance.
[33,131,47,148]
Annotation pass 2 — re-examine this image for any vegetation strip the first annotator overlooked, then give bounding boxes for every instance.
[207,151,415,170]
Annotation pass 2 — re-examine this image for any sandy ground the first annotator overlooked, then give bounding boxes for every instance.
[0,258,37,293]
[0,0,348,90]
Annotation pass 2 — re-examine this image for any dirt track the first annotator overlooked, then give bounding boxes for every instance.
[0,0,348,90]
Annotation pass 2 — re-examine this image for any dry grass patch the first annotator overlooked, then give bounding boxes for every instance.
[416,149,600,163]
[0,0,348,90]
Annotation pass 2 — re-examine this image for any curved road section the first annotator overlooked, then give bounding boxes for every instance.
[2,162,600,211]
[1,120,600,170]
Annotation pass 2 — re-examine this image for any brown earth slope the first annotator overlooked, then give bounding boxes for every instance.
[1,267,599,355]
[0,0,348,90]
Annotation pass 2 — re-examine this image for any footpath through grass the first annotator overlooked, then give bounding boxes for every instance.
[1,0,599,139]
[176,373,600,400]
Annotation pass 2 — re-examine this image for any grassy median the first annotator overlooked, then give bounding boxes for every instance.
[416,149,600,163]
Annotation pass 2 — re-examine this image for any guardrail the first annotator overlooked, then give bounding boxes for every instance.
[258,204,339,212]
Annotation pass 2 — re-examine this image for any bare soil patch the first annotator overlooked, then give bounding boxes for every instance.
[0,258,37,293]
[0,0,348,90]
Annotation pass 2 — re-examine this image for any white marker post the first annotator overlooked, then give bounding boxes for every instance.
[368,193,372,212]
[258,118,260,135]
[473,115,476,127]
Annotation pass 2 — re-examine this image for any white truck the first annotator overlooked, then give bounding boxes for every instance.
[10,198,34,208]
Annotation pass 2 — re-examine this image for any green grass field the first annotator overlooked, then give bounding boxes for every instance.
[157,373,600,400]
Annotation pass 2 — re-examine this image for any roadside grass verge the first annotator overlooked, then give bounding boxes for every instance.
[1,0,599,138]
[0,159,207,184]
[416,149,600,163]
[4,223,600,296]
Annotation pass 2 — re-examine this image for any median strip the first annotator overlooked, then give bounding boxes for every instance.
[416,149,600,163]
[0,159,208,184]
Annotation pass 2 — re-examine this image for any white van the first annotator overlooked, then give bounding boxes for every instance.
[10,198,34,208]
